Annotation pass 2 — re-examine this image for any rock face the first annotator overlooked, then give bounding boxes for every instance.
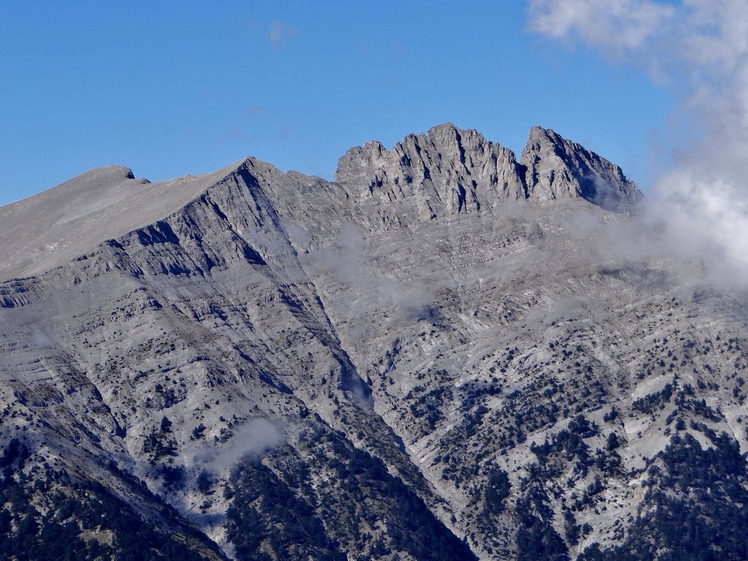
[0,162,242,281]
[520,126,642,212]
[335,123,642,226]
[0,125,744,561]
[335,124,527,222]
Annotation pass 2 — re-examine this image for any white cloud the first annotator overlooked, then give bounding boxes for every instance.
[268,21,298,51]
[526,0,674,54]
[188,417,283,472]
[527,0,748,91]
[528,0,748,288]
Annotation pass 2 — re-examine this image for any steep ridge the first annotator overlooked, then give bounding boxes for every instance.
[0,125,746,561]
[0,162,248,282]
[520,126,642,212]
[0,154,464,559]
[335,124,527,223]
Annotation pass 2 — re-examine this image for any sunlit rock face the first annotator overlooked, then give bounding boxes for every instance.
[0,125,744,561]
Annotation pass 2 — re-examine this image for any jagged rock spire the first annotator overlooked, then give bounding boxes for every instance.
[336,123,642,218]
[520,126,642,212]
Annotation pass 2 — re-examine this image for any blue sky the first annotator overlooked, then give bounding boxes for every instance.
[0,2,674,206]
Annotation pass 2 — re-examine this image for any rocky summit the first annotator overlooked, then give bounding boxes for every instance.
[0,124,745,560]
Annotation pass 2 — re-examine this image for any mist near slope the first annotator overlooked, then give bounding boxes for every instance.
[528,0,748,289]
[126,418,285,491]
[187,418,284,473]
[317,222,440,335]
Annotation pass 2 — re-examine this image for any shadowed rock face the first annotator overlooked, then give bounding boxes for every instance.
[335,124,528,221]
[1,125,745,561]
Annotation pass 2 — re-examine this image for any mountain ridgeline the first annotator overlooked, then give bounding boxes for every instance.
[335,124,641,219]
[0,124,745,560]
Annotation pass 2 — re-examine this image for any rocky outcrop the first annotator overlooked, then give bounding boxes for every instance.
[520,126,642,212]
[335,124,527,223]
[0,124,642,281]
[336,123,643,223]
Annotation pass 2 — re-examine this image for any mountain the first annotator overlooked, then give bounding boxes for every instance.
[0,123,745,561]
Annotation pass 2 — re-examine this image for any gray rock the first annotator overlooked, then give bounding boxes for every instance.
[335,123,642,226]
[521,126,642,212]
[1,124,740,561]
[336,123,528,224]
[0,161,246,281]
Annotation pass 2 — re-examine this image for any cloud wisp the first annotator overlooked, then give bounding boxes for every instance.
[527,0,748,288]
[527,0,675,55]
[268,21,299,52]
[318,223,440,341]
[188,417,284,473]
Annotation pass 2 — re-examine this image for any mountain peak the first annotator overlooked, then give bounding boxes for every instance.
[335,123,526,223]
[336,124,642,220]
[526,124,558,142]
[521,126,642,211]
[3,123,747,561]
[73,164,136,182]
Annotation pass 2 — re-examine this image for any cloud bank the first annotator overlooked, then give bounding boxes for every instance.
[528,0,748,287]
